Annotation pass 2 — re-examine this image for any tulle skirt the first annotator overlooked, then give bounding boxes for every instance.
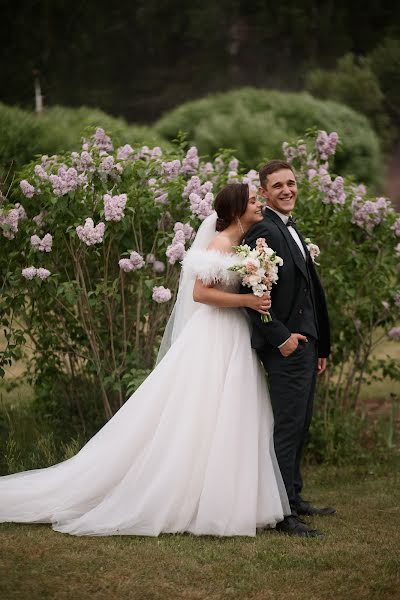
[0,305,289,536]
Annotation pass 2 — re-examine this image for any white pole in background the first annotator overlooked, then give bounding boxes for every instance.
[33,69,43,113]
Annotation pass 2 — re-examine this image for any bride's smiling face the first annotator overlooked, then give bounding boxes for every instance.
[241,187,264,225]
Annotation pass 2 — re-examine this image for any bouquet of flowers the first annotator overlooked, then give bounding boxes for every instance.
[229,237,283,322]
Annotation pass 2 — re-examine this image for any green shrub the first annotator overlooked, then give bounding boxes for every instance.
[0,400,83,475]
[305,54,389,140]
[155,87,383,187]
[0,103,170,173]
[36,106,170,156]
[0,104,43,173]
[369,37,400,127]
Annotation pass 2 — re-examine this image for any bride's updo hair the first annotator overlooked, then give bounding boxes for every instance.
[214,183,249,231]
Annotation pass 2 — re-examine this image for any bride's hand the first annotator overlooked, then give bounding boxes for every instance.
[245,293,271,315]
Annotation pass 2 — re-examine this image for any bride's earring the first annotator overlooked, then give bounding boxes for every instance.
[236,217,245,236]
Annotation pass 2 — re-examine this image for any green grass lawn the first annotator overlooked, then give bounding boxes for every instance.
[1,461,399,600]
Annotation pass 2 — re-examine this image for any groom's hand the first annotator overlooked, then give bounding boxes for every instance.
[279,333,308,357]
[317,358,327,375]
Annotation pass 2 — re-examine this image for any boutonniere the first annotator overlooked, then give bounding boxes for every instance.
[304,238,320,265]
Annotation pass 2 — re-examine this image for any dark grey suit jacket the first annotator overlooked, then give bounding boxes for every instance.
[241,208,331,358]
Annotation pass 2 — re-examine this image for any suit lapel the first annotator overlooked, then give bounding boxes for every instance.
[263,209,309,280]
[293,226,312,265]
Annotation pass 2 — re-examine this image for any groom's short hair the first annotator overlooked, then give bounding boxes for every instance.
[259,160,295,189]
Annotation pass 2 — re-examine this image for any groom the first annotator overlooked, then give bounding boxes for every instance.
[243,160,335,537]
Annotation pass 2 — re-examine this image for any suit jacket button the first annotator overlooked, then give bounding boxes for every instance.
[298,308,303,314]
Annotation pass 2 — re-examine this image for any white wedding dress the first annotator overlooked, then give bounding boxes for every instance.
[0,214,289,537]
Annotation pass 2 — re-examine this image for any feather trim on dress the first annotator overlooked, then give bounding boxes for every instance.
[182,249,239,285]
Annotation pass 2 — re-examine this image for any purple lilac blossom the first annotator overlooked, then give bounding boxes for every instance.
[0,208,20,239]
[228,170,239,183]
[199,181,213,195]
[80,151,96,172]
[152,286,172,303]
[153,261,165,273]
[117,145,135,161]
[183,176,201,198]
[307,156,318,170]
[76,218,105,246]
[22,267,37,280]
[49,167,83,196]
[161,159,181,181]
[174,222,194,240]
[20,180,35,198]
[150,147,162,160]
[93,128,113,152]
[15,204,27,220]
[136,145,162,161]
[118,252,145,272]
[391,218,400,237]
[201,162,214,176]
[394,292,400,307]
[148,178,158,189]
[181,147,199,175]
[297,144,307,157]
[31,233,53,252]
[351,184,367,197]
[352,196,392,232]
[34,165,48,179]
[36,268,51,280]
[129,251,145,269]
[33,212,46,228]
[146,253,156,264]
[147,179,168,204]
[282,143,297,162]
[388,327,400,341]
[103,193,127,221]
[99,155,115,174]
[229,158,239,171]
[310,168,346,204]
[119,258,135,273]
[395,243,400,257]
[154,190,169,204]
[189,191,214,220]
[315,131,339,161]
[242,170,260,187]
[166,237,186,264]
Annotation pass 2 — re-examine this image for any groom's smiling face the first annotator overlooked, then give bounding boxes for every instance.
[259,168,298,215]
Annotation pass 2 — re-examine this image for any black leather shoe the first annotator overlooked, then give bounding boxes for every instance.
[275,515,323,537]
[295,499,336,516]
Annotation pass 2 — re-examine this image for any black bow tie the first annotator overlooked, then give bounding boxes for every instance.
[286,216,296,228]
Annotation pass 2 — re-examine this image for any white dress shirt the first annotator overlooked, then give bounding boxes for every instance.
[265,206,306,348]
[266,206,306,260]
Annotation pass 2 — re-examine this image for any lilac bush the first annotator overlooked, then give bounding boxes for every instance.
[1,127,399,425]
[284,130,400,410]
[0,128,239,421]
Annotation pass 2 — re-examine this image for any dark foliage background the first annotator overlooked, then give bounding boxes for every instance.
[2,1,400,122]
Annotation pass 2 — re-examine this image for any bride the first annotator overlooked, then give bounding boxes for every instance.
[0,182,289,537]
